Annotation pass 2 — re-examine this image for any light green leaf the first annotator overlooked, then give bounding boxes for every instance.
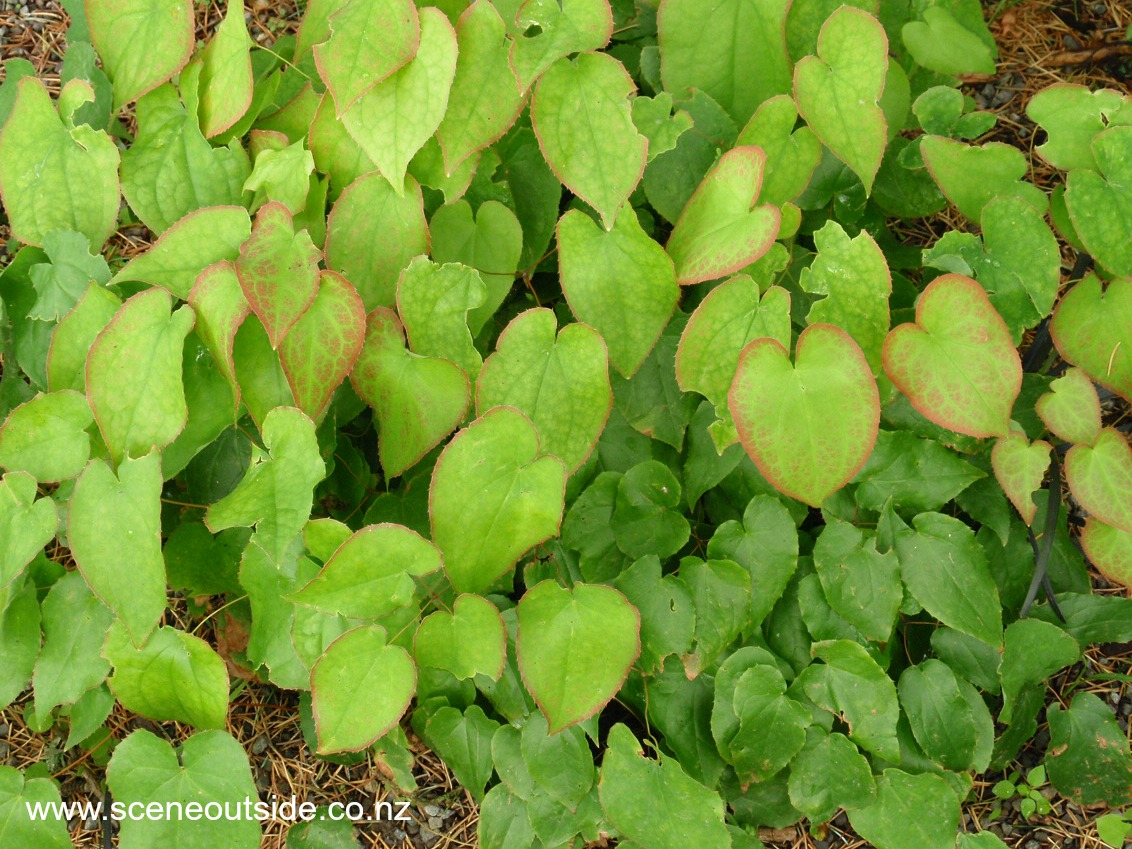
[31,571,111,724]
[788,728,875,823]
[415,594,506,680]
[197,0,253,138]
[883,273,1021,438]
[920,135,1048,222]
[1026,84,1132,172]
[420,705,499,802]
[1036,368,1102,446]
[813,519,902,643]
[531,52,646,230]
[1066,428,1132,534]
[26,230,110,322]
[0,390,92,483]
[112,206,251,299]
[991,431,1050,527]
[308,92,376,195]
[519,712,593,811]
[0,78,120,247]
[340,7,457,190]
[243,139,316,215]
[477,308,610,473]
[69,453,166,646]
[793,6,888,193]
[631,93,693,162]
[517,581,638,732]
[1080,518,1132,590]
[508,0,613,92]
[847,769,960,849]
[999,619,1080,725]
[313,0,419,113]
[557,206,679,379]
[736,94,823,206]
[205,407,325,566]
[659,0,790,127]
[349,307,469,478]
[665,146,780,286]
[396,257,486,378]
[599,723,730,849]
[188,260,250,404]
[120,82,251,234]
[0,578,39,710]
[0,766,73,849]
[431,407,565,593]
[894,512,1003,647]
[1064,126,1132,276]
[478,784,536,849]
[1050,274,1132,403]
[232,316,296,429]
[730,323,880,507]
[105,622,229,730]
[902,7,996,75]
[106,729,260,849]
[311,625,416,753]
[46,283,120,393]
[87,0,193,109]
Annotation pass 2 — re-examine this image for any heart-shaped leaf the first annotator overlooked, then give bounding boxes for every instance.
[883,274,1021,439]
[991,432,1051,527]
[508,0,613,93]
[517,581,639,733]
[0,390,92,483]
[0,471,57,592]
[340,8,457,191]
[557,206,679,378]
[196,0,254,138]
[414,594,506,680]
[1080,519,1132,590]
[729,323,880,507]
[314,0,419,113]
[736,94,823,206]
[350,307,468,478]
[235,202,322,349]
[793,6,888,193]
[278,271,366,422]
[1036,367,1102,446]
[665,146,780,285]
[47,284,121,393]
[431,407,566,593]
[396,257,486,379]
[87,0,193,110]
[189,260,250,404]
[1066,428,1132,534]
[1026,84,1130,172]
[1065,126,1132,276]
[1050,274,1132,403]
[314,626,416,753]
[531,52,646,230]
[477,308,611,473]
[920,136,1048,221]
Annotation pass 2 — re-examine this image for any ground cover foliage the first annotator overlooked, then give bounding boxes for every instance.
[0,0,1131,847]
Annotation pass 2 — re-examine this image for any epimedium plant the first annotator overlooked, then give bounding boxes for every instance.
[0,0,1131,847]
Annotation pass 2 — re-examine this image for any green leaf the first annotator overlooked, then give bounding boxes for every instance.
[232,315,296,429]
[87,0,193,109]
[531,52,646,230]
[205,407,325,566]
[308,92,376,195]
[1050,275,1132,403]
[0,390,92,483]
[611,460,689,560]
[788,728,875,823]
[894,512,1003,647]
[899,659,993,771]
[324,171,429,311]
[562,470,628,582]
[726,664,809,782]
[312,625,416,753]
[437,0,526,172]
[0,577,39,710]
[999,619,1080,726]
[847,769,960,849]
[599,723,730,849]
[478,309,610,473]
[496,125,563,268]
[1036,368,1102,446]
[1080,518,1132,590]
[730,323,880,507]
[420,705,499,802]
[1026,84,1132,172]
[46,283,120,393]
[430,199,523,335]
[27,230,111,322]
[243,138,316,215]
[856,430,985,514]
[883,273,1022,439]
[86,287,194,463]
[902,7,996,75]
[1065,127,1132,276]
[665,146,780,286]
[106,729,260,848]
[991,431,1050,527]
[112,206,252,299]
[235,202,322,349]
[188,260,249,404]
[313,0,418,113]
[340,7,457,190]
[813,519,902,642]
[350,307,469,478]
[632,93,694,162]
[508,0,613,92]
[793,7,888,193]
[0,78,120,247]
[516,580,639,732]
[120,81,250,234]
[680,557,750,676]
[431,407,565,593]
[290,523,442,619]
[1046,692,1132,805]
[0,766,73,849]
[1066,428,1132,534]
[197,0,254,138]
[415,594,506,680]
[279,271,366,422]
[798,639,899,760]
[614,557,694,678]
[736,94,823,207]
[520,711,594,811]
[920,135,1047,222]
[31,570,111,724]
[396,257,486,379]
[69,453,166,646]
[478,784,536,849]
[285,814,360,849]
[800,221,891,375]
[105,622,229,730]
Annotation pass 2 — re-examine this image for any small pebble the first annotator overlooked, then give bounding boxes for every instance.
[83,817,98,830]
[1026,841,1041,849]
[392,828,407,842]
[0,741,10,760]
[423,804,442,817]
[427,816,443,830]
[1002,823,1014,836]
[1063,34,1080,50]
[252,736,268,755]
[1092,2,1107,15]
[420,827,440,845]
[0,723,9,738]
